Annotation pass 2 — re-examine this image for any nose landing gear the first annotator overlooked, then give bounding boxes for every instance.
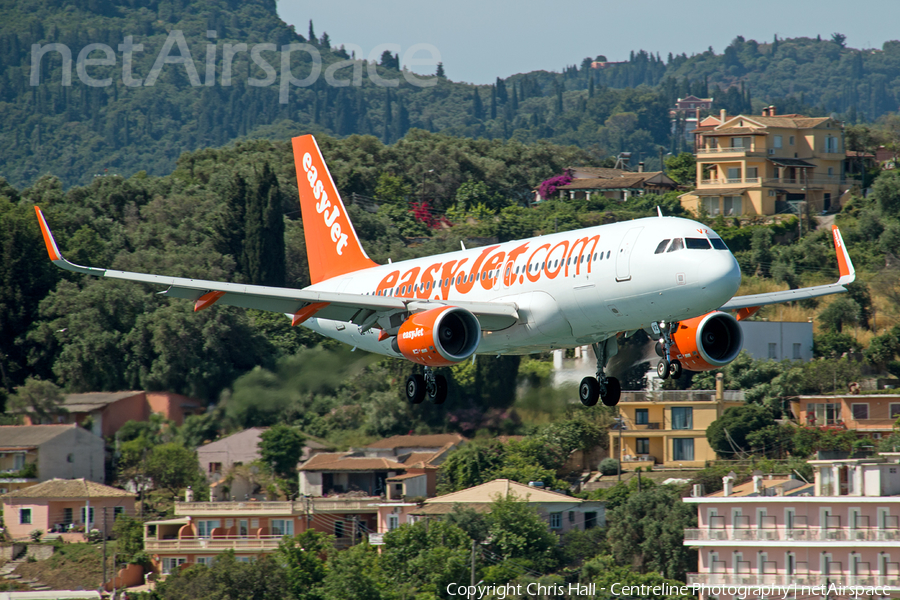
[406,367,448,405]
[579,338,621,407]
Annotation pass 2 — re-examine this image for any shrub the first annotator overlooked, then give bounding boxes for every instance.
[29,529,42,543]
[599,458,620,476]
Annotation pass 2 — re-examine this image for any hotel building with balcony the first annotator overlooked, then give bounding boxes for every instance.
[680,107,848,216]
[683,452,900,599]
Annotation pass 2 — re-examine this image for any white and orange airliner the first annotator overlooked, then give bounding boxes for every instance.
[35,135,856,407]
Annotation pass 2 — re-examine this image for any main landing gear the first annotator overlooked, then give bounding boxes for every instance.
[579,338,622,408]
[406,367,448,405]
[654,321,682,380]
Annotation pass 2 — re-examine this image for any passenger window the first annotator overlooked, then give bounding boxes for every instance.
[667,238,684,252]
[685,238,712,249]
[655,239,671,254]
[711,238,728,250]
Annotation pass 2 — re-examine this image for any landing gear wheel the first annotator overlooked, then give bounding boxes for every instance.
[405,374,425,404]
[601,377,621,407]
[579,377,600,407]
[428,375,448,405]
[657,359,670,380]
[655,341,664,357]
[669,359,683,379]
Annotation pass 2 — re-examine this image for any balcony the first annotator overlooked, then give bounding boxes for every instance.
[685,527,900,544]
[146,535,285,553]
[697,146,766,157]
[687,572,900,590]
[174,501,294,516]
[631,422,661,430]
[696,176,848,189]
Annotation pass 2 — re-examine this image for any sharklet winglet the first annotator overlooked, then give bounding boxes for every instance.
[34,206,108,276]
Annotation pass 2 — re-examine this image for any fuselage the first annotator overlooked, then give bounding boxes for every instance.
[304,216,742,357]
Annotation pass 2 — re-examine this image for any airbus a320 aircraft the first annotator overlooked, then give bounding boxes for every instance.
[35,135,856,408]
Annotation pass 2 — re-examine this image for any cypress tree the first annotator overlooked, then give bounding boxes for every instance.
[490,85,497,119]
[383,89,393,143]
[588,76,595,99]
[472,87,484,119]
[242,163,284,286]
[220,173,247,262]
[555,82,563,113]
[308,20,316,44]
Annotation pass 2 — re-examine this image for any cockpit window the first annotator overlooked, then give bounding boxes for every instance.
[654,239,670,254]
[685,238,712,249]
[666,238,684,252]
[710,238,728,250]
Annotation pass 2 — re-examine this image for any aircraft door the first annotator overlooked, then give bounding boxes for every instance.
[615,227,643,282]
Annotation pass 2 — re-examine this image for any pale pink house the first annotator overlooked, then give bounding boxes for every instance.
[0,478,135,541]
[369,479,604,545]
[683,453,900,599]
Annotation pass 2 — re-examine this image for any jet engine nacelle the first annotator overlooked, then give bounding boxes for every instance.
[669,311,743,372]
[392,306,481,366]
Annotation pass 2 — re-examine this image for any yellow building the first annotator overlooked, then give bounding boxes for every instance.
[609,391,743,468]
[680,107,848,216]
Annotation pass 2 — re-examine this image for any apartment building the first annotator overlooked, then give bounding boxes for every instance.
[145,494,382,575]
[683,452,900,599]
[789,394,900,440]
[681,107,847,216]
[610,390,743,468]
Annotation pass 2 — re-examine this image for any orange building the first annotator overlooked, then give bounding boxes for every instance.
[681,107,848,216]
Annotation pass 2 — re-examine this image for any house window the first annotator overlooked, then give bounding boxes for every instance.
[746,167,758,179]
[209,462,222,474]
[808,403,841,425]
[724,196,742,215]
[636,438,650,455]
[671,407,693,430]
[239,520,249,536]
[793,343,802,359]
[335,521,345,538]
[673,438,695,461]
[773,135,783,149]
[81,507,94,525]
[635,409,649,425]
[196,556,214,566]
[162,557,186,574]
[63,508,73,525]
[789,136,795,145]
[890,404,900,419]
[197,520,221,538]
[584,512,597,529]
[113,506,124,519]
[852,404,869,420]
[727,167,741,181]
[388,515,400,531]
[19,508,32,525]
[67,454,74,463]
[701,197,720,215]
[13,454,25,470]
[549,512,562,529]
[828,167,834,176]
[768,343,778,359]
[270,520,294,536]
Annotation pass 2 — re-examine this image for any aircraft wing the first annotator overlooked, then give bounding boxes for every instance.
[719,225,855,312]
[35,207,519,331]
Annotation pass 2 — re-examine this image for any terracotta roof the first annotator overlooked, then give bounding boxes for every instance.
[707,478,813,498]
[399,451,441,466]
[558,175,650,190]
[568,166,634,179]
[411,502,493,516]
[0,478,134,499]
[365,434,466,450]
[0,424,81,448]
[424,479,583,505]
[298,452,405,471]
[722,115,832,130]
[386,472,427,481]
[702,127,768,136]
[60,391,144,412]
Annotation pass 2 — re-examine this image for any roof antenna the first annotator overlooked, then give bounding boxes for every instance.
[657,206,664,217]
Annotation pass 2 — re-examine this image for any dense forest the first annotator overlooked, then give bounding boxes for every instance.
[3,0,900,188]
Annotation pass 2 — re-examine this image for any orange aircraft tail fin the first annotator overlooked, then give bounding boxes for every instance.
[291,135,377,283]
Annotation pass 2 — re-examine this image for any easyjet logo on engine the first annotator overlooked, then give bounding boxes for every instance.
[302,152,349,256]
[401,327,425,340]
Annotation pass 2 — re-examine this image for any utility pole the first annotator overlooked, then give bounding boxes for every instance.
[102,507,108,590]
[617,412,623,482]
[469,539,476,600]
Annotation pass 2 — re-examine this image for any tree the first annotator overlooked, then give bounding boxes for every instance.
[664,152,696,186]
[818,297,860,333]
[275,530,329,600]
[6,377,64,423]
[259,423,305,480]
[437,440,507,493]
[831,32,847,48]
[242,163,285,287]
[606,485,697,580]
[435,62,445,78]
[486,493,559,571]
[706,403,776,457]
[153,552,290,600]
[319,544,384,600]
[144,442,205,496]
[112,515,145,565]
[381,521,472,595]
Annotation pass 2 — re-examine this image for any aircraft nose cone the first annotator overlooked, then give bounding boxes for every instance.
[700,253,742,304]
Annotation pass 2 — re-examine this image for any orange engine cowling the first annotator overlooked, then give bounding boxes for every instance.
[669,311,743,372]
[392,306,481,366]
